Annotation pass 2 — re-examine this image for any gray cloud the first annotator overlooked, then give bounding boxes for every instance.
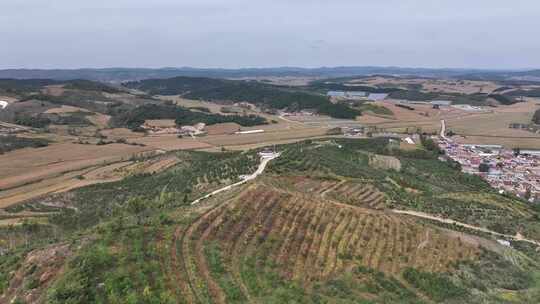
[1,0,539,69]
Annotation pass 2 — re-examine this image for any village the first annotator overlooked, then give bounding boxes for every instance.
[438,139,540,203]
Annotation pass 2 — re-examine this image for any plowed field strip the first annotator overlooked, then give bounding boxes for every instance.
[335,214,359,272]
[276,199,314,266]
[182,214,213,303]
[195,208,232,304]
[171,226,195,303]
[362,216,382,268]
[303,206,339,283]
[324,211,354,277]
[316,209,345,279]
[280,202,319,278]
[292,202,325,282]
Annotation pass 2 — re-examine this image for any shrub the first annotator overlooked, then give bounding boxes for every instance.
[403,268,465,302]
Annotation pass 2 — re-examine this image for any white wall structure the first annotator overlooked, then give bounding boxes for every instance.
[0,100,8,109]
[235,129,265,135]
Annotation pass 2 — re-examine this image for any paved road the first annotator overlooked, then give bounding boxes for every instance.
[191,153,280,205]
[392,209,540,247]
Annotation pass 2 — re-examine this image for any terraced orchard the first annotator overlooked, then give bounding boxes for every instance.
[163,184,480,303]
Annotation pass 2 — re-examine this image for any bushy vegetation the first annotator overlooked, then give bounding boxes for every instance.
[186,83,360,119]
[308,81,401,94]
[506,88,540,98]
[47,242,114,303]
[124,76,361,119]
[123,76,227,95]
[63,79,122,93]
[488,93,517,105]
[355,103,393,115]
[13,114,52,128]
[48,151,259,231]
[269,138,540,241]
[110,103,267,129]
[0,79,60,95]
[389,90,440,101]
[403,268,465,302]
[388,89,497,106]
[0,136,49,153]
[0,251,24,294]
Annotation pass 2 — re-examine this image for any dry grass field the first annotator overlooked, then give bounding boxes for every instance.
[159,96,230,114]
[200,127,329,147]
[127,135,214,151]
[350,76,501,94]
[447,101,540,148]
[358,99,540,148]
[99,127,145,140]
[0,142,149,197]
[0,152,180,209]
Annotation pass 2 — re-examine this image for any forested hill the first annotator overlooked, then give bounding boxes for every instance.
[124,76,361,119]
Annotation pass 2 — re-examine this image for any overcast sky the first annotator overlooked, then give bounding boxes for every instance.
[1,0,539,69]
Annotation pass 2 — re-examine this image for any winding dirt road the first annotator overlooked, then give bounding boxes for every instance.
[191,152,280,205]
[392,209,540,247]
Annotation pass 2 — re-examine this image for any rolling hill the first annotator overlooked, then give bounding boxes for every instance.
[125,76,361,119]
[2,138,539,303]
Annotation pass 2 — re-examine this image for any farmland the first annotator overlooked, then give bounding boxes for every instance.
[2,74,540,303]
[2,138,540,303]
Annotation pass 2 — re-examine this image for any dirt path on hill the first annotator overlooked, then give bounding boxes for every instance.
[190,153,280,205]
[392,209,540,247]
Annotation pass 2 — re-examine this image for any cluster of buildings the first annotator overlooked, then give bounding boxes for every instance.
[439,140,540,203]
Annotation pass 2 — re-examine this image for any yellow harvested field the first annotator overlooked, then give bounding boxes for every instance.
[0,143,150,191]
[100,128,146,139]
[351,77,501,94]
[128,135,214,151]
[445,101,540,148]
[356,114,395,124]
[453,135,540,149]
[0,165,117,209]
[359,100,540,148]
[144,119,176,128]
[205,122,240,135]
[159,96,227,114]
[0,154,181,208]
[200,127,329,147]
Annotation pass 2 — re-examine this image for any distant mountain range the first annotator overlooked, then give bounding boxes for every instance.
[0,66,539,82]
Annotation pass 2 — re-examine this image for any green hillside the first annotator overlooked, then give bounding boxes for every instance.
[2,138,540,303]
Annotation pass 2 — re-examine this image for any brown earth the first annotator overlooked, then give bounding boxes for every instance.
[205,122,241,135]
[0,243,73,304]
[0,143,150,193]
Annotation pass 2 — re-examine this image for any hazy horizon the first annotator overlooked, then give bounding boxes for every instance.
[2,0,540,70]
